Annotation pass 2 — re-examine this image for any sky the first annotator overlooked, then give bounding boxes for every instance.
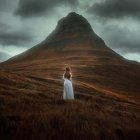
[0,0,140,62]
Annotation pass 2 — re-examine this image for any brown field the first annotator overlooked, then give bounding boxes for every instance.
[0,58,140,140]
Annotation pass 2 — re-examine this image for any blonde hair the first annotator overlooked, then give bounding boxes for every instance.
[64,66,72,80]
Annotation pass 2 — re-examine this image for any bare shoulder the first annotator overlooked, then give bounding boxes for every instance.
[70,72,73,78]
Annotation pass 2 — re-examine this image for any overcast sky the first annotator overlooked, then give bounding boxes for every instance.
[0,0,140,62]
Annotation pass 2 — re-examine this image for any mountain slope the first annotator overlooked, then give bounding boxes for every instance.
[2,12,122,63]
[0,12,140,140]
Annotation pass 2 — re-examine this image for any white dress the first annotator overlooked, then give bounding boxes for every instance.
[63,75,74,99]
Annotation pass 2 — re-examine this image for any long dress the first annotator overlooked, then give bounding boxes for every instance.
[63,75,74,99]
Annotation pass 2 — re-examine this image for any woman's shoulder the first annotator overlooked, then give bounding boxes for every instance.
[70,72,72,77]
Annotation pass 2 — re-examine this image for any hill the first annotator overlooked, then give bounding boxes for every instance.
[0,12,140,140]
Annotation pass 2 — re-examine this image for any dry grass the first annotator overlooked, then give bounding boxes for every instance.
[0,69,140,140]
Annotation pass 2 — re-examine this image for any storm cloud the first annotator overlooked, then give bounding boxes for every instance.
[0,31,34,46]
[15,0,79,17]
[88,0,140,20]
[0,51,11,62]
[0,15,36,48]
[100,24,140,53]
[0,0,9,10]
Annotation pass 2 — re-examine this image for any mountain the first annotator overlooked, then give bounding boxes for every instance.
[2,12,122,63]
[0,12,140,140]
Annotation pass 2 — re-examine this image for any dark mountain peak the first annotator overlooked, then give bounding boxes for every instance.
[57,12,93,31]
[60,12,87,24]
[67,12,80,17]
[46,12,101,43]
[66,12,81,19]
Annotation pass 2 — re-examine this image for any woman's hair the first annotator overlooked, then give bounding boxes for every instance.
[64,66,72,80]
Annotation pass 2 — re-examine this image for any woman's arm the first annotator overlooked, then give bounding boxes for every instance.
[70,72,72,80]
[62,74,65,80]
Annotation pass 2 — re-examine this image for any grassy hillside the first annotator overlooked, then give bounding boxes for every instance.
[0,65,140,140]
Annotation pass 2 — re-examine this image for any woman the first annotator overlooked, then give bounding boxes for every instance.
[63,66,74,99]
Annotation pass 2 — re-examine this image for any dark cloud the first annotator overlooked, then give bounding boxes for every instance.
[101,25,140,53]
[0,0,8,9]
[0,23,8,31]
[0,30,34,46]
[0,51,11,62]
[15,0,79,17]
[0,0,17,12]
[88,0,140,20]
